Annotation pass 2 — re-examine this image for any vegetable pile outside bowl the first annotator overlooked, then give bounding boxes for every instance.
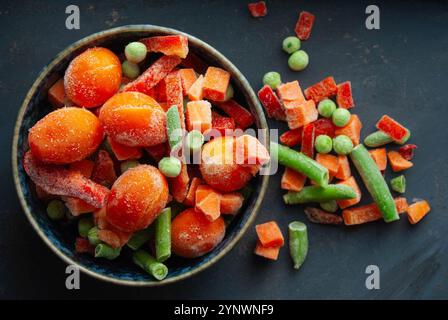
[12,25,269,286]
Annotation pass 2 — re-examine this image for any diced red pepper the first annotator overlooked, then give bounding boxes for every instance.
[63,197,96,216]
[313,118,336,138]
[376,115,409,142]
[169,163,190,202]
[69,159,95,178]
[153,78,167,102]
[336,81,354,109]
[92,150,117,188]
[294,11,315,41]
[75,237,94,254]
[181,51,208,74]
[165,71,185,129]
[257,85,286,121]
[215,99,254,129]
[248,1,267,18]
[398,144,417,161]
[304,76,338,103]
[140,35,189,58]
[301,123,315,158]
[23,151,109,208]
[280,128,302,147]
[211,111,236,135]
[123,55,181,96]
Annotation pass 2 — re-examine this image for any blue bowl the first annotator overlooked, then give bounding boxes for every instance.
[12,25,269,286]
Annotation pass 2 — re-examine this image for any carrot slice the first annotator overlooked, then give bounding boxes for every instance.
[186,100,212,133]
[202,67,230,101]
[284,99,318,129]
[220,192,244,215]
[316,153,339,176]
[369,148,387,171]
[108,137,142,161]
[407,200,431,224]
[255,221,284,247]
[215,99,254,129]
[336,176,361,209]
[281,167,306,192]
[179,68,197,95]
[335,155,351,180]
[387,151,413,172]
[195,185,222,221]
[48,78,66,108]
[276,81,305,102]
[187,75,204,101]
[184,177,203,207]
[343,197,408,225]
[254,241,280,260]
[280,128,302,147]
[69,159,95,178]
[334,114,363,145]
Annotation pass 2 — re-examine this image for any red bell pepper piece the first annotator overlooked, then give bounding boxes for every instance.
[304,76,338,103]
[211,111,235,135]
[257,85,286,121]
[123,55,181,96]
[23,151,109,208]
[295,11,315,41]
[280,128,302,147]
[181,51,208,74]
[313,118,336,138]
[376,115,409,142]
[301,123,315,158]
[140,35,189,59]
[92,150,117,188]
[336,81,354,109]
[215,99,254,129]
[165,71,185,129]
[248,1,267,18]
[398,144,417,161]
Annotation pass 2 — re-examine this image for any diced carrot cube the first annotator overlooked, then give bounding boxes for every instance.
[334,114,363,145]
[294,11,315,41]
[255,221,284,247]
[187,75,204,101]
[165,71,185,129]
[281,167,306,192]
[186,100,212,133]
[376,115,409,142]
[316,153,339,176]
[220,192,244,215]
[48,78,66,108]
[304,76,338,103]
[211,111,235,135]
[284,99,318,129]
[202,67,230,101]
[335,155,351,180]
[395,197,409,213]
[276,81,305,102]
[248,1,267,18]
[254,241,280,260]
[108,137,142,161]
[337,176,361,209]
[184,177,203,207]
[280,128,302,147]
[215,99,254,129]
[169,163,190,203]
[69,159,95,178]
[407,200,430,224]
[387,151,413,172]
[369,148,387,171]
[63,197,96,216]
[336,81,354,109]
[145,143,168,162]
[258,85,286,121]
[179,68,197,95]
[140,35,189,58]
[195,185,222,221]
[343,197,408,225]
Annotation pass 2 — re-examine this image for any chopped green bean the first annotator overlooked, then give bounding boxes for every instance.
[390,175,406,193]
[166,105,183,149]
[288,221,308,270]
[155,207,171,262]
[133,250,168,280]
[364,131,394,147]
[127,227,152,250]
[87,227,101,246]
[283,184,357,204]
[95,243,121,260]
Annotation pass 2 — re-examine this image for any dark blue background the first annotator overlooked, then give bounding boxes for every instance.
[1,0,447,299]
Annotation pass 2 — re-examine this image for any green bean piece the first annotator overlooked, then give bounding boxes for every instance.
[364,131,394,147]
[320,200,339,213]
[78,217,94,238]
[94,243,121,260]
[133,250,168,280]
[166,105,183,149]
[155,208,171,262]
[87,227,101,246]
[283,184,357,204]
[46,199,66,220]
[390,175,406,193]
[271,142,329,186]
[350,144,399,222]
[288,221,308,270]
[127,227,152,250]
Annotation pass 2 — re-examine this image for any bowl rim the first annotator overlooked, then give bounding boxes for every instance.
[12,24,270,286]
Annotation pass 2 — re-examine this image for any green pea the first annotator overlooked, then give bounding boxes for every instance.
[186,130,204,153]
[318,99,337,118]
[120,160,140,174]
[125,42,147,63]
[87,227,101,246]
[332,108,351,127]
[320,200,339,213]
[288,50,309,71]
[46,200,66,220]
[262,71,282,89]
[282,36,301,54]
[158,157,182,178]
[122,60,140,79]
[333,135,353,155]
[78,217,94,238]
[315,135,333,154]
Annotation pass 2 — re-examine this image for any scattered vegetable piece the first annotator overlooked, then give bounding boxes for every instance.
[186,130,205,153]
[276,81,305,102]
[258,85,286,121]
[46,199,66,220]
[281,168,306,192]
[368,148,387,171]
[304,207,343,225]
[92,150,117,188]
[314,118,336,138]
[336,176,361,209]
[301,123,315,158]
[211,111,236,135]
[336,81,354,109]
[165,71,185,129]
[282,36,301,54]
[288,221,308,270]
[288,50,309,71]
[75,237,94,254]
[376,115,409,143]
[179,68,197,95]
[333,135,353,155]
[48,78,66,108]
[387,150,413,172]
[334,114,363,145]
[316,153,339,176]
[125,42,147,63]
[390,175,406,193]
[87,227,101,246]
[95,243,121,260]
[263,71,282,89]
[254,241,280,260]
[127,228,152,250]
[158,157,182,178]
[284,99,318,129]
[108,137,142,161]
[304,76,338,103]
[343,197,408,225]
[187,75,204,101]
[168,163,190,203]
[315,135,333,154]
[317,99,337,118]
[320,200,338,213]
[279,128,302,147]
[407,200,431,225]
[122,60,140,79]
[63,197,96,216]
[140,35,188,59]
[215,99,254,129]
[256,221,284,247]
[284,184,356,204]
[294,11,315,41]
[69,159,95,179]
[335,155,351,180]
[155,207,171,262]
[186,100,212,133]
[203,67,230,101]
[364,130,394,147]
[133,249,168,280]
[332,108,351,127]
[220,192,244,215]
[248,1,267,18]
[398,144,417,161]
